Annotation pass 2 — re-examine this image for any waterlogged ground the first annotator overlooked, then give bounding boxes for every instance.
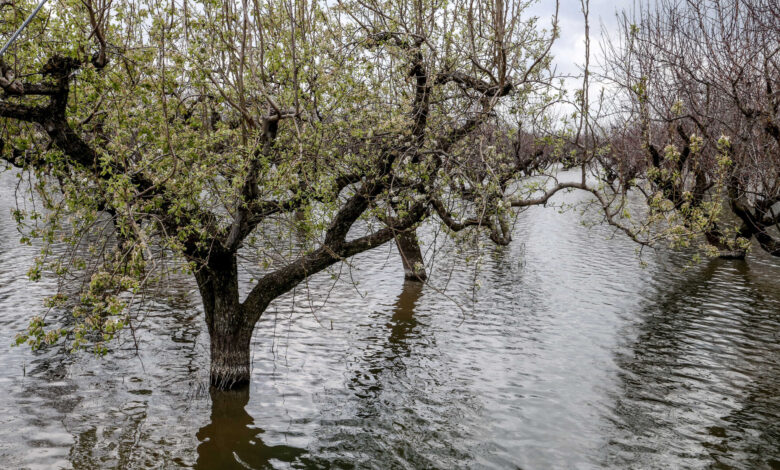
[0,171,779,469]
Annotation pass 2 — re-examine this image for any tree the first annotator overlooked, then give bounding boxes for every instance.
[593,0,780,259]
[1,0,576,389]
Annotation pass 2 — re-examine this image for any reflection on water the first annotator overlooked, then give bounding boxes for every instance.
[196,388,305,469]
[0,171,779,469]
[347,280,423,401]
[389,280,422,340]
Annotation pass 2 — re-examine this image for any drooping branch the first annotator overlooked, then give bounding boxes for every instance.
[430,197,481,232]
[510,181,588,207]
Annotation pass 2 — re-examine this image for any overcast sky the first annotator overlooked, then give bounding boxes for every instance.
[526,0,638,80]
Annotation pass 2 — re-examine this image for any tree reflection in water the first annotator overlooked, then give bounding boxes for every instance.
[388,280,424,352]
[346,280,425,402]
[195,387,305,469]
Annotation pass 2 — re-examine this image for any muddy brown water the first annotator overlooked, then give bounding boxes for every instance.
[0,172,778,469]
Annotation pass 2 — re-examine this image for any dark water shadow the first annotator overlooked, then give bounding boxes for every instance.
[345,279,425,403]
[195,387,306,469]
[386,280,423,352]
[301,280,476,468]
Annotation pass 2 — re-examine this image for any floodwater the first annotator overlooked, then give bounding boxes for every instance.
[0,171,779,469]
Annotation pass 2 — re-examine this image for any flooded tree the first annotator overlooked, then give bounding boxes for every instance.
[593,0,780,258]
[0,0,583,389]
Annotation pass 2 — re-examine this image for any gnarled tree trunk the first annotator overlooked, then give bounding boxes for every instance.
[195,251,254,389]
[208,317,254,390]
[395,230,427,281]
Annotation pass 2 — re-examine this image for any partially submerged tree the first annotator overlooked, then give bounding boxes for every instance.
[1,0,577,389]
[593,0,780,258]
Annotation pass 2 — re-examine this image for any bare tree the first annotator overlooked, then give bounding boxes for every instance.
[594,0,780,258]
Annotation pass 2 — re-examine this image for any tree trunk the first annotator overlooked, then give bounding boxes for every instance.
[704,229,747,260]
[195,251,254,390]
[208,317,254,389]
[395,230,427,281]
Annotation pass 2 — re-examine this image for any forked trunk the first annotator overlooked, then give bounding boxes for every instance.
[395,230,427,282]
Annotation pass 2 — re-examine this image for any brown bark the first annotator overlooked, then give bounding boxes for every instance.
[195,250,253,389]
[395,230,427,282]
[208,324,253,390]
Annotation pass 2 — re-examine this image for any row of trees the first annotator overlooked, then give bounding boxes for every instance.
[595,0,780,258]
[0,0,777,389]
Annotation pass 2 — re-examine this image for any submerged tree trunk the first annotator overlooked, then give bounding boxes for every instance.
[208,317,254,389]
[704,230,747,259]
[195,250,254,389]
[395,230,427,282]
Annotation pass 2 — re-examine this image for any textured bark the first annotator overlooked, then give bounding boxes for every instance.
[208,324,253,389]
[395,230,427,281]
[195,250,253,389]
[729,193,780,258]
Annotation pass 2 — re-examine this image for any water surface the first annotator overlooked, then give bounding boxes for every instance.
[0,172,778,469]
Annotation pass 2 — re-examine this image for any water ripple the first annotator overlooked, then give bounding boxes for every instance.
[0,171,778,468]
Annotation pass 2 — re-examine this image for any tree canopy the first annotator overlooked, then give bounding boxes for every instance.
[1,0,777,389]
[1,0,583,388]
